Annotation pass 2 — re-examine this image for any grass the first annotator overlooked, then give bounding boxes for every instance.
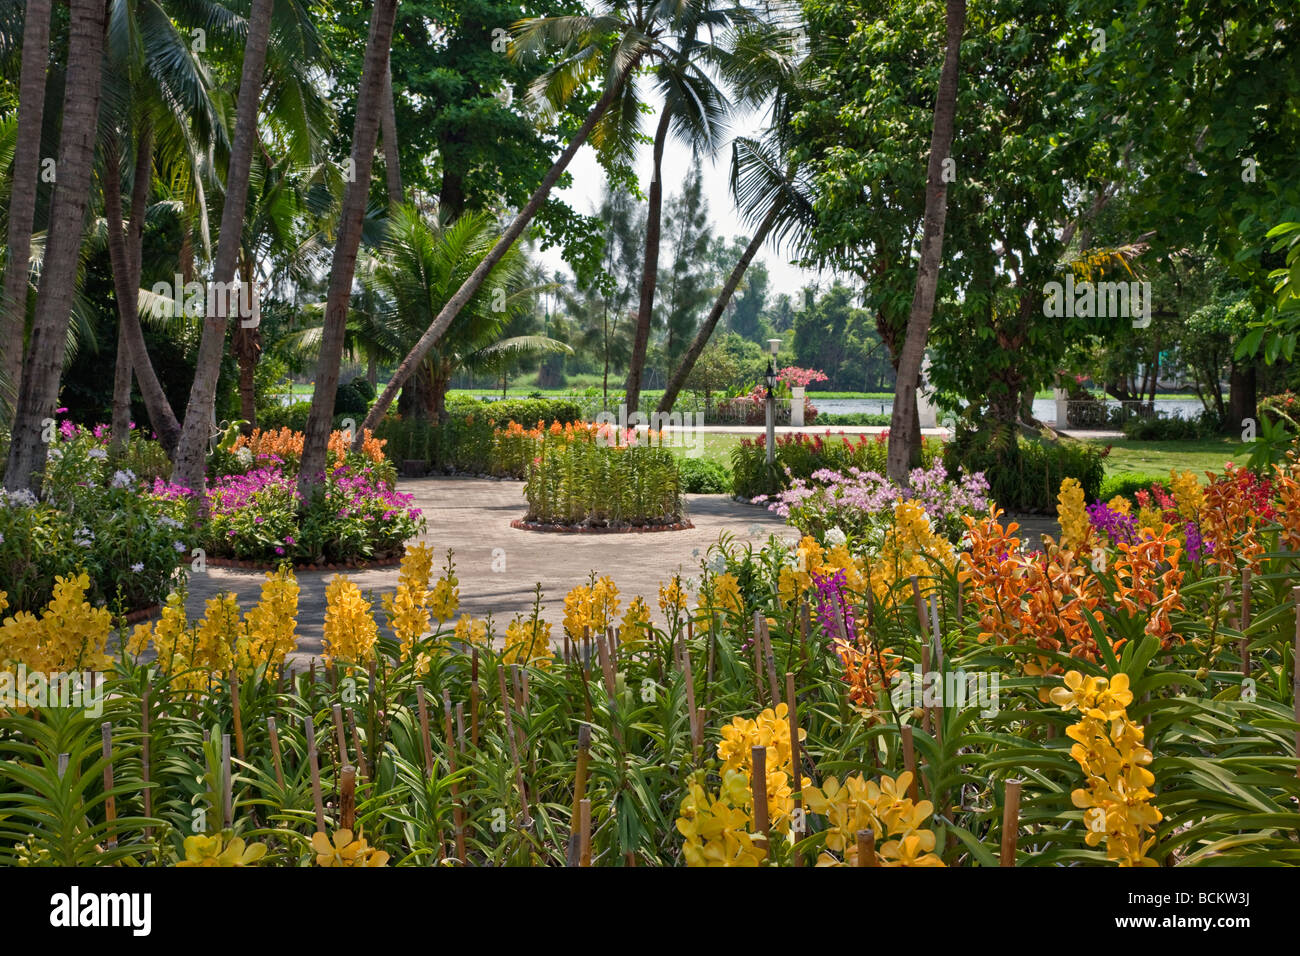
[1081,436,1243,479]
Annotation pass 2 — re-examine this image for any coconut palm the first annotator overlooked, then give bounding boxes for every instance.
[0,0,51,424]
[355,0,714,444]
[351,204,567,423]
[5,0,108,493]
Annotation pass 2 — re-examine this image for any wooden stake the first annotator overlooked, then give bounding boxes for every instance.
[267,717,284,787]
[920,644,933,736]
[331,703,349,768]
[1000,779,1022,867]
[305,715,326,833]
[855,829,879,866]
[567,725,592,867]
[799,600,810,667]
[497,662,532,825]
[578,798,592,867]
[750,745,770,848]
[595,634,617,700]
[416,689,434,778]
[338,765,356,832]
[759,614,780,706]
[752,613,767,705]
[347,708,368,779]
[221,733,233,829]
[679,632,700,752]
[141,686,152,837]
[443,691,466,864]
[786,672,803,867]
[101,722,117,849]
[229,667,245,760]
[1239,568,1252,677]
[900,724,920,802]
[470,679,480,748]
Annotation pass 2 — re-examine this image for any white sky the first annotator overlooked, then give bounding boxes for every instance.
[541,112,826,297]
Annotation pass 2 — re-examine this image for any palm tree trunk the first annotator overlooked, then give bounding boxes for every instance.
[624,108,672,417]
[297,0,400,494]
[885,0,966,484]
[381,58,403,206]
[4,0,107,493]
[232,259,262,432]
[170,0,275,496]
[104,129,182,454]
[657,205,778,414]
[356,53,645,445]
[0,0,52,422]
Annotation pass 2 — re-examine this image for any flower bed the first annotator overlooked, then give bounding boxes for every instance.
[518,421,686,529]
[0,425,193,615]
[0,457,1298,867]
[731,429,944,499]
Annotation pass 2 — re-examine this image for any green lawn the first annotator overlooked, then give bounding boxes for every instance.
[1081,436,1243,480]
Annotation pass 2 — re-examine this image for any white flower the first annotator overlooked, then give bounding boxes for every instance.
[235,447,253,466]
[825,527,847,547]
[5,489,37,508]
[131,562,144,572]
[173,541,186,553]
[158,516,181,529]
[88,448,108,460]
[708,553,727,574]
[110,469,137,489]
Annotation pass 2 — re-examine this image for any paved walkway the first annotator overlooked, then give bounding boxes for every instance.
[185,477,792,667]
[181,476,1062,668]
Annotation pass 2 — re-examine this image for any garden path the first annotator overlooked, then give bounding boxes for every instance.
[184,476,792,668]
[181,476,1062,669]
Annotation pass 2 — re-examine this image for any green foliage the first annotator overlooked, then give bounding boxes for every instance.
[731,432,943,499]
[677,456,731,494]
[1122,410,1224,442]
[523,428,684,528]
[1098,473,1171,503]
[943,436,1105,512]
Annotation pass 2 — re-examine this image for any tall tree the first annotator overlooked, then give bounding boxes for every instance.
[5,0,108,492]
[354,3,670,443]
[170,0,276,495]
[885,0,965,482]
[296,0,400,494]
[0,0,52,422]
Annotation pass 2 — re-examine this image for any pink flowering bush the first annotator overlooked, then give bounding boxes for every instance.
[201,463,423,564]
[758,461,989,547]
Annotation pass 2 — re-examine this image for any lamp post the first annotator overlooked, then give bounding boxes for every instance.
[765,338,781,466]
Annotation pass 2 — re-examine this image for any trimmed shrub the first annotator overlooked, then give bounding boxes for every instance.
[678,457,731,494]
[731,431,943,499]
[943,436,1105,512]
[1099,472,1171,502]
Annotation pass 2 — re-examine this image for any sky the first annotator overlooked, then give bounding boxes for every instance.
[539,109,827,299]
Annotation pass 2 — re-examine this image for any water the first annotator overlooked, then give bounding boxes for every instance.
[812,396,1207,424]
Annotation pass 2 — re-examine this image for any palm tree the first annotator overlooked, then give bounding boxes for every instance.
[622,1,742,416]
[295,0,399,494]
[885,0,966,483]
[170,0,276,495]
[0,0,51,423]
[354,0,685,445]
[100,0,227,454]
[657,17,816,414]
[5,0,108,493]
[353,206,566,422]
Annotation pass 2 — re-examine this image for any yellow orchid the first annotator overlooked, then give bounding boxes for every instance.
[177,833,267,867]
[311,829,389,867]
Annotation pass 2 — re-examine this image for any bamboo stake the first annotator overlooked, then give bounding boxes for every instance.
[759,614,780,705]
[497,662,532,825]
[679,632,700,753]
[470,679,480,748]
[455,702,466,750]
[578,798,592,867]
[229,667,245,760]
[267,717,284,787]
[901,725,920,802]
[786,672,803,867]
[1000,779,1022,867]
[443,692,466,864]
[58,753,69,778]
[101,723,117,849]
[305,715,326,833]
[909,575,926,633]
[855,829,879,866]
[347,708,367,779]
[331,703,349,768]
[595,633,616,700]
[920,644,933,736]
[750,745,770,849]
[416,689,434,778]
[567,725,592,866]
[751,613,767,705]
[141,686,152,837]
[1239,568,1252,677]
[221,733,233,829]
[799,600,809,667]
[338,765,356,832]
